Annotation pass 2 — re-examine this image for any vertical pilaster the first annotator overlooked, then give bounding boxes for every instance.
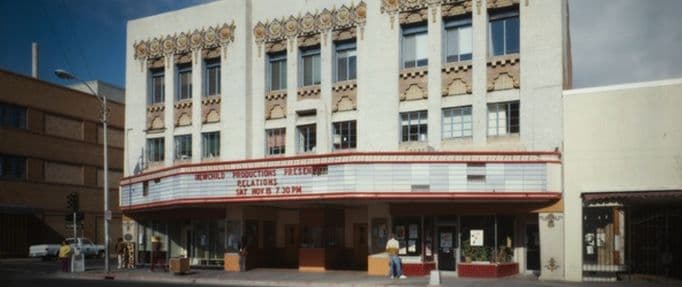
[252,45,266,159]
[286,39,298,156]
[318,32,332,154]
[538,212,565,280]
[471,0,488,145]
[191,50,203,163]
[164,56,176,166]
[427,4,443,150]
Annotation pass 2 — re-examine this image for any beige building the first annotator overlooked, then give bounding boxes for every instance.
[0,70,124,257]
[563,78,682,281]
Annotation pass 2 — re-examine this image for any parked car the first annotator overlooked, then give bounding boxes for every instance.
[29,238,105,259]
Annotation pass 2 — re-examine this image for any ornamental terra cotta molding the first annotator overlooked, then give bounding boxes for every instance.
[133,22,236,61]
[381,0,472,27]
[253,1,367,51]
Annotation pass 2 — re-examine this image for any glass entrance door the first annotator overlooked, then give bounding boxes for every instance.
[437,226,457,271]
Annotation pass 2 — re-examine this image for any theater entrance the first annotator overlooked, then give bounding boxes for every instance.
[437,225,457,271]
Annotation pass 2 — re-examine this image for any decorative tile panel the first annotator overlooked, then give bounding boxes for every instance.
[146,103,165,131]
[487,54,520,91]
[400,67,429,101]
[441,61,473,96]
[297,85,321,101]
[487,0,519,9]
[133,22,235,61]
[201,96,221,123]
[174,100,192,127]
[332,80,357,112]
[266,91,287,120]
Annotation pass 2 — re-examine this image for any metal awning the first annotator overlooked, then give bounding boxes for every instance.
[582,190,682,204]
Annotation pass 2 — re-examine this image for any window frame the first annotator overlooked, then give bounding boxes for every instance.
[204,59,221,97]
[265,128,286,156]
[488,8,520,57]
[401,24,429,69]
[174,134,192,160]
[176,65,192,101]
[334,41,357,82]
[400,110,428,143]
[149,69,165,104]
[300,46,321,87]
[202,132,220,159]
[0,154,26,180]
[332,120,357,150]
[267,52,287,91]
[442,106,473,139]
[0,103,27,129]
[487,101,520,136]
[296,124,317,153]
[443,16,473,63]
[146,138,165,162]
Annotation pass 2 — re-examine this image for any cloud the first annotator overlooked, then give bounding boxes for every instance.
[570,0,682,88]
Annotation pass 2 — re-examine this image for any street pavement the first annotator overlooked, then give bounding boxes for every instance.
[2,258,682,287]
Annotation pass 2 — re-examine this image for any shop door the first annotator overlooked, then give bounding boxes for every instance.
[437,226,456,271]
[353,223,368,270]
[526,223,540,270]
[284,224,299,268]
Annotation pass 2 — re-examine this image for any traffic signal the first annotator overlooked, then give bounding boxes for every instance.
[66,192,80,212]
[64,211,85,223]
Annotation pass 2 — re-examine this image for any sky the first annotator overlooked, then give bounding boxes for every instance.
[1,0,681,89]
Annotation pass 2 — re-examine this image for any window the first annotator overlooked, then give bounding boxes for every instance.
[0,154,26,179]
[174,134,192,160]
[300,47,321,86]
[149,69,165,104]
[335,41,357,82]
[268,52,287,91]
[0,103,26,129]
[489,9,519,56]
[202,132,220,159]
[444,17,473,62]
[401,110,428,142]
[205,59,221,96]
[143,181,149,196]
[177,65,192,101]
[266,128,286,156]
[297,124,316,153]
[488,101,519,136]
[393,217,421,256]
[332,120,356,150]
[146,138,164,162]
[442,106,472,139]
[401,25,428,68]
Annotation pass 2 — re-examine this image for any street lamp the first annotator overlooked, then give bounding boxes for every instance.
[55,69,111,273]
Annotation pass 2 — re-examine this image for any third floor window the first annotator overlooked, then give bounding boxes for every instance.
[268,52,287,91]
[177,65,192,101]
[333,120,357,150]
[202,132,220,159]
[488,101,520,136]
[174,134,192,160]
[300,47,321,86]
[266,128,286,156]
[401,110,428,142]
[444,17,472,63]
[149,69,164,104]
[335,41,357,82]
[0,103,26,129]
[401,24,428,69]
[205,59,221,96]
[146,138,164,162]
[489,8,519,56]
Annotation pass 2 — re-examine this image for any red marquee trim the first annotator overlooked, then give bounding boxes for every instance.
[120,191,561,212]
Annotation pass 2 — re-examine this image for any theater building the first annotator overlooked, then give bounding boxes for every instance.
[122,0,570,279]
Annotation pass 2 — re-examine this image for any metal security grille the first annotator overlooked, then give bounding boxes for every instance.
[582,199,682,282]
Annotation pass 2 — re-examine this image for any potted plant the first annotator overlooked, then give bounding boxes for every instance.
[461,240,489,263]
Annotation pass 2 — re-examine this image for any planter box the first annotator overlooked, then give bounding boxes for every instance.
[457,262,518,278]
[169,257,189,274]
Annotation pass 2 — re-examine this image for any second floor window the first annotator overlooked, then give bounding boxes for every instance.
[401,110,428,142]
[268,52,287,91]
[0,103,26,129]
[205,59,221,96]
[488,101,520,136]
[444,17,473,62]
[297,124,316,153]
[0,154,26,180]
[202,132,220,159]
[177,65,192,101]
[174,134,192,160]
[401,25,428,69]
[489,9,519,56]
[335,41,357,82]
[443,106,472,139]
[266,128,286,156]
[150,69,164,104]
[147,138,165,162]
[333,120,357,150]
[301,47,321,86]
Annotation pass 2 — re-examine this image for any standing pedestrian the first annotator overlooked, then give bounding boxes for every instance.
[115,238,125,269]
[58,240,72,272]
[150,236,166,272]
[385,233,406,279]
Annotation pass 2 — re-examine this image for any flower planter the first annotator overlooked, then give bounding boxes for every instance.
[457,262,519,278]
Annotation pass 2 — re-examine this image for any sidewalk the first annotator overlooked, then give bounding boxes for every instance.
[53,267,609,287]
